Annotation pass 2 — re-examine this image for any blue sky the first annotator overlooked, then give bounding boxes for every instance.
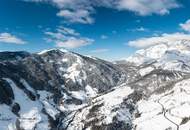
[0,0,190,60]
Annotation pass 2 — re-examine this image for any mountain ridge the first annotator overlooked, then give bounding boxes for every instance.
[1,40,190,130]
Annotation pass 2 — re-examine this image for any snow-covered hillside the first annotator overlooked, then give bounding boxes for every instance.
[0,49,129,130]
[126,40,190,72]
[1,41,190,130]
[134,78,190,130]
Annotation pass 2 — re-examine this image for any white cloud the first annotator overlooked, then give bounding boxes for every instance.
[136,27,148,31]
[23,0,180,24]
[101,35,108,39]
[56,37,93,48]
[45,26,94,48]
[128,33,190,48]
[57,26,80,36]
[129,27,149,32]
[90,48,109,53]
[180,19,190,32]
[57,9,94,24]
[0,33,26,44]
[117,0,179,16]
[45,31,66,39]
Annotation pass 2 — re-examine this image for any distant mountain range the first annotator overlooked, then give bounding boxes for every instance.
[1,39,190,130]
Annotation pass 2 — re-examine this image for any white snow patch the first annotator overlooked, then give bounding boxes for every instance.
[0,104,17,130]
[63,55,87,85]
[70,90,86,101]
[62,58,68,62]
[38,48,68,55]
[139,66,154,76]
[20,78,35,93]
[134,78,190,130]
[38,91,59,120]
[19,108,41,130]
[65,84,134,130]
[2,78,49,130]
[85,85,97,97]
[96,85,134,124]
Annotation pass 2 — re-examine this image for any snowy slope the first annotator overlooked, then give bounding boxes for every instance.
[1,43,190,130]
[126,40,190,72]
[134,78,190,130]
[0,78,49,130]
[61,83,135,130]
[0,49,129,130]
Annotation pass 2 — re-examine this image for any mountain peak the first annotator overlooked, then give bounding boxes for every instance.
[126,39,190,65]
[38,48,69,55]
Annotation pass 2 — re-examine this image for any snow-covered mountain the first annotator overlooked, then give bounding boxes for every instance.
[120,39,190,130]
[0,49,129,130]
[1,39,190,130]
[126,39,190,72]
